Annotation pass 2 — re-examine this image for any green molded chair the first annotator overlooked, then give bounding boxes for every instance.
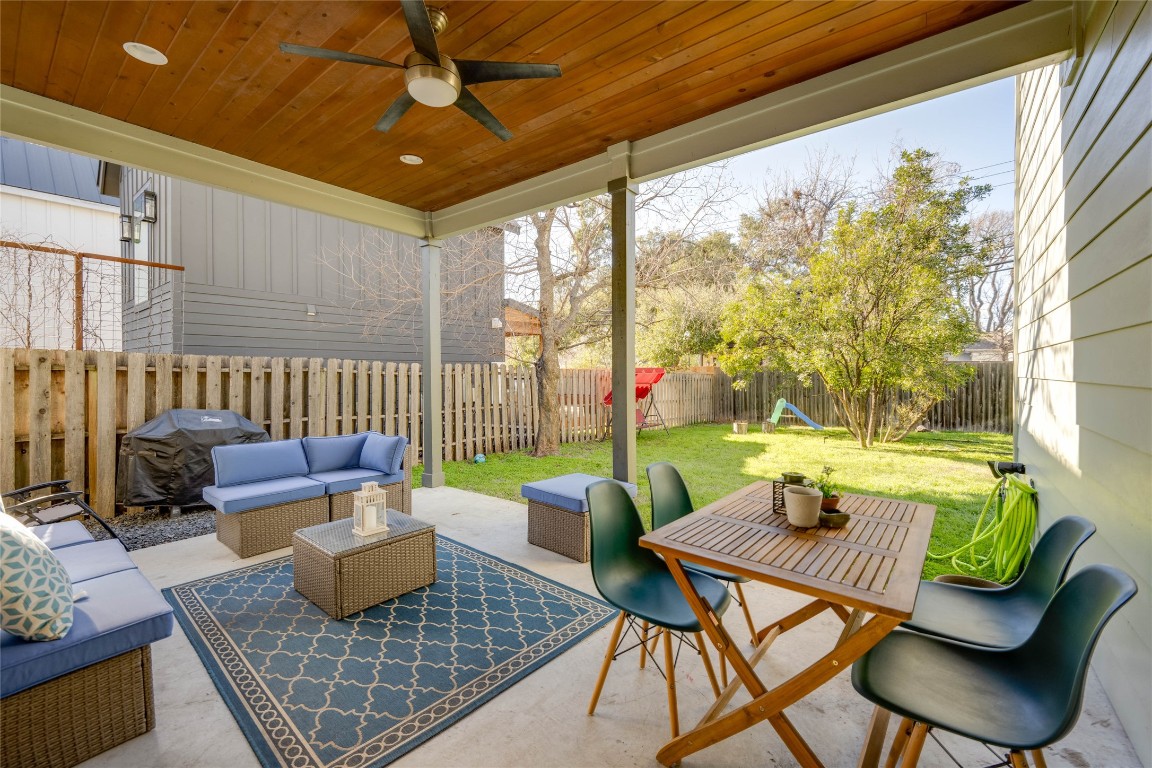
[904,516,1095,648]
[585,479,731,738]
[647,461,759,641]
[852,564,1136,768]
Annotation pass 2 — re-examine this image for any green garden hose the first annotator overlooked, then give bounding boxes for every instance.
[928,473,1038,583]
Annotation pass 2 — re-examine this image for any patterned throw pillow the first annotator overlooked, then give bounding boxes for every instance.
[0,513,74,641]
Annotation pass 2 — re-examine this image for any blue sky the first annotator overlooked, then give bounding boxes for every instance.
[717,76,1016,224]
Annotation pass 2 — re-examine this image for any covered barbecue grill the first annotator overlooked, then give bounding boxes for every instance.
[601,367,668,432]
[116,409,269,508]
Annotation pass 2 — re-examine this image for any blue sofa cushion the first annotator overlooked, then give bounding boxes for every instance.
[0,568,174,697]
[202,476,326,514]
[360,433,408,475]
[303,433,370,473]
[521,473,639,514]
[54,540,137,584]
[307,469,405,495]
[30,521,94,550]
[212,439,309,487]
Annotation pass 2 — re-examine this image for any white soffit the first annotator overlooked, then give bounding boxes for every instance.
[431,0,1074,238]
[0,85,429,238]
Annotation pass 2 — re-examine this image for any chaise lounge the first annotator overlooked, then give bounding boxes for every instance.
[0,517,174,768]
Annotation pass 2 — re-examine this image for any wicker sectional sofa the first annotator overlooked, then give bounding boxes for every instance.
[0,521,174,768]
[202,432,411,558]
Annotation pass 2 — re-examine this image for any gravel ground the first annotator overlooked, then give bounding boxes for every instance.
[86,507,216,551]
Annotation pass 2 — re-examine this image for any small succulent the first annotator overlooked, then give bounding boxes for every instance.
[810,466,839,498]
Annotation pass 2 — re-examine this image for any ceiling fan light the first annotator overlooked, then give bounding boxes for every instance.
[405,65,460,108]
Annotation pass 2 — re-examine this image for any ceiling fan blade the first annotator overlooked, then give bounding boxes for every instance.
[400,0,441,62]
[374,92,417,132]
[455,60,562,86]
[454,88,513,141]
[279,42,402,69]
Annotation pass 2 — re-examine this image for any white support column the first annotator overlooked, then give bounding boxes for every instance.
[609,176,637,484]
[420,238,444,487]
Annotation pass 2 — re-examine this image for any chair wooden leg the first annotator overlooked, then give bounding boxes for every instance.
[718,644,728,687]
[663,628,680,738]
[1028,749,1046,768]
[640,620,651,669]
[1010,752,1032,768]
[693,632,721,698]
[900,723,930,768]
[732,582,758,640]
[588,611,626,716]
[884,718,915,768]
[857,705,891,768]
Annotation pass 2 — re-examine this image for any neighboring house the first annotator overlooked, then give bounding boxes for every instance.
[503,299,541,339]
[107,166,504,362]
[948,338,1012,362]
[0,137,122,350]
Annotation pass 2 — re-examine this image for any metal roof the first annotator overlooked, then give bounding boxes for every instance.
[0,136,118,206]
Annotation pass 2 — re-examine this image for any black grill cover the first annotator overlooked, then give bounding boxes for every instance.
[116,409,269,507]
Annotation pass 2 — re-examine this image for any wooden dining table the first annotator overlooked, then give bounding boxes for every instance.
[639,480,935,768]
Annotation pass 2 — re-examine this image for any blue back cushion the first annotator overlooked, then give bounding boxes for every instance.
[303,434,370,473]
[360,433,408,475]
[212,439,310,487]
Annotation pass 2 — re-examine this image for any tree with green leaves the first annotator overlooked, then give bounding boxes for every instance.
[719,148,992,447]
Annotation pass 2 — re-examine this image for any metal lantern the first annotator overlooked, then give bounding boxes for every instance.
[352,481,390,536]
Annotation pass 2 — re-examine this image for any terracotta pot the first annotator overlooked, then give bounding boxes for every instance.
[783,486,822,527]
[820,496,840,511]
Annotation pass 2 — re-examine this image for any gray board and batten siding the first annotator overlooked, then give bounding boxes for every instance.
[119,167,503,362]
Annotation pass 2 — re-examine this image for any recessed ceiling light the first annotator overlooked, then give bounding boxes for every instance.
[123,42,168,66]
[399,154,424,165]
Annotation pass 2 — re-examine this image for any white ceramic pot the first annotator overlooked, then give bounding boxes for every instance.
[783,486,822,528]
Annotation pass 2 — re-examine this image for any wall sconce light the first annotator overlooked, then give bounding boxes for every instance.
[490,317,503,329]
[120,214,135,242]
[306,304,318,317]
[142,191,158,223]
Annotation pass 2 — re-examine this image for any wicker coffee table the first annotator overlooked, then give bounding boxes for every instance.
[292,512,436,619]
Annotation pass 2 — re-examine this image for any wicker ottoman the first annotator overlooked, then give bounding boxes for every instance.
[292,512,436,619]
[522,473,638,562]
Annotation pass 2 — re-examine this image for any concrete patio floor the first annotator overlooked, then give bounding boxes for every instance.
[84,486,1140,768]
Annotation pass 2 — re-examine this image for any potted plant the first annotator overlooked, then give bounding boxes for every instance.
[811,466,840,511]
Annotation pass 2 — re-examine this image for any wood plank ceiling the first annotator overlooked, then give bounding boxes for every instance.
[0,1,1017,212]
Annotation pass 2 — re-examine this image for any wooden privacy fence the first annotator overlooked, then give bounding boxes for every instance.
[1,348,1012,515]
[0,349,541,516]
[715,362,1013,433]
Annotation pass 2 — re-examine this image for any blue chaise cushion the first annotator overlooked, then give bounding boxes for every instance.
[360,433,408,475]
[307,469,405,495]
[521,473,638,514]
[202,476,326,515]
[0,568,174,697]
[303,434,370,473]
[53,540,137,584]
[30,521,94,550]
[212,439,310,487]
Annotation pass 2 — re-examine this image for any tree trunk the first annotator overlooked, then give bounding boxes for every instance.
[531,209,561,457]
[533,332,561,456]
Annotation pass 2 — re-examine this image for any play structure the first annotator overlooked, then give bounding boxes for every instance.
[765,398,823,431]
[602,367,668,433]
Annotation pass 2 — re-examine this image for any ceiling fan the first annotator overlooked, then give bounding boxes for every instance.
[279,0,562,141]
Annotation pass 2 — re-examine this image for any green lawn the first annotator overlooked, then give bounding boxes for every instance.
[415,424,1013,580]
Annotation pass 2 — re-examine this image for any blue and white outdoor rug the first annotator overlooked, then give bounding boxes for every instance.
[164,536,613,768]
